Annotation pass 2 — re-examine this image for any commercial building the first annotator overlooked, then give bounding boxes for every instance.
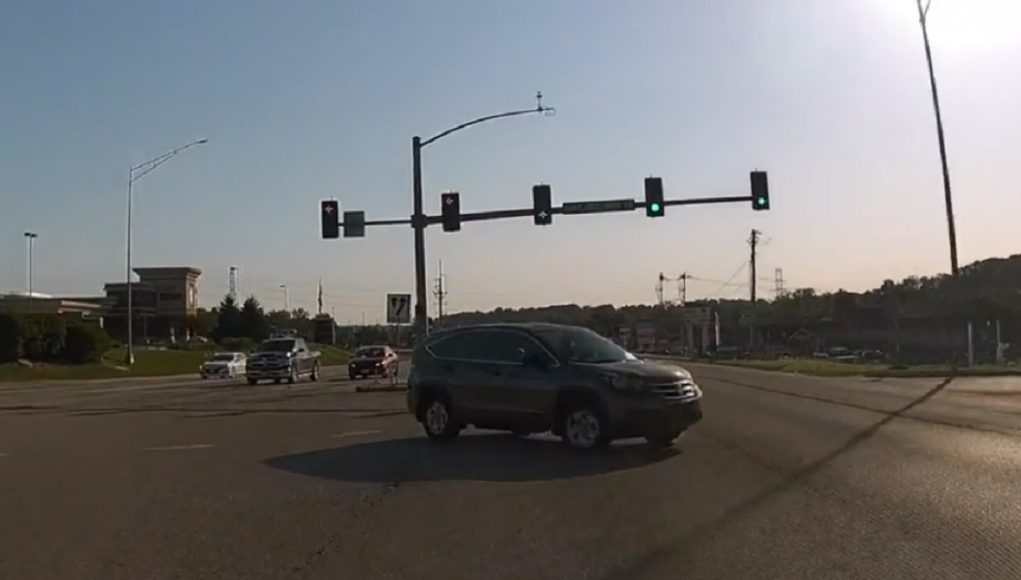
[103,267,201,342]
[0,294,107,322]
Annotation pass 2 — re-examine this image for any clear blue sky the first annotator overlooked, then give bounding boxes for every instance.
[2,0,1019,323]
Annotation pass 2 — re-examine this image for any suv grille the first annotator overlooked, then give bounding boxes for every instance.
[651,379,698,400]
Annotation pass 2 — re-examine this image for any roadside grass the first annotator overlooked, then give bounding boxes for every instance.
[0,348,209,382]
[312,344,351,366]
[0,344,352,382]
[703,358,1021,378]
[648,355,1021,378]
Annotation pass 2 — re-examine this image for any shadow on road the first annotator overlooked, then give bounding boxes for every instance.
[599,376,956,580]
[264,433,678,483]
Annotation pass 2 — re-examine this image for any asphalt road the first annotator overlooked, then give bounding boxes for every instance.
[2,363,1021,579]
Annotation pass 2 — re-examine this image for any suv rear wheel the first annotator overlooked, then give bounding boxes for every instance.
[422,398,461,440]
[560,404,611,449]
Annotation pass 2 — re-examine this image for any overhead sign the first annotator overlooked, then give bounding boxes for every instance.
[343,211,365,238]
[562,199,636,215]
[386,293,412,325]
[681,307,712,324]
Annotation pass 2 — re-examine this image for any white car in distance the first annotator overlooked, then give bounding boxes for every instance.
[200,352,247,380]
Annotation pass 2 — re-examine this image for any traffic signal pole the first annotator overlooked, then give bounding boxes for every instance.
[412,136,427,337]
[410,93,553,336]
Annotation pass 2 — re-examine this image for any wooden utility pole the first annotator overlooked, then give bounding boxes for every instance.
[748,229,761,348]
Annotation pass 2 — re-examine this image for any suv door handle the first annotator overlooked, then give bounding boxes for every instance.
[490,368,503,377]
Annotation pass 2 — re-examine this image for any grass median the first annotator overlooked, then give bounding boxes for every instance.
[0,344,352,382]
[652,356,1021,378]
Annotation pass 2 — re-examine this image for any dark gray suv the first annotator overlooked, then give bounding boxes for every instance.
[406,323,703,449]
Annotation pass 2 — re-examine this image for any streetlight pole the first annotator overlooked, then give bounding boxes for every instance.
[916,0,958,276]
[125,138,208,365]
[24,232,37,313]
[411,92,553,337]
[280,284,289,312]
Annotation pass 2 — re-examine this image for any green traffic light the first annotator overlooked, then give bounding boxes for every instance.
[650,202,661,213]
[756,197,766,206]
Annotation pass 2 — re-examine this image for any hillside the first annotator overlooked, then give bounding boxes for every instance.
[438,254,1021,362]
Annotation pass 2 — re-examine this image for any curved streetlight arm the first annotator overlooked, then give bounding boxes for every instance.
[131,139,208,182]
[420,105,553,148]
[411,93,554,338]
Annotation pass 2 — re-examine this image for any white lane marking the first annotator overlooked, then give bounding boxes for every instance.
[331,430,382,438]
[144,444,213,452]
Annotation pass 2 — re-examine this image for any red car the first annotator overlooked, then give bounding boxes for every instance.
[348,345,399,379]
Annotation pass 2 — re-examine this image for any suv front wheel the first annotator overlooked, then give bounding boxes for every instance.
[422,398,461,440]
[560,404,611,449]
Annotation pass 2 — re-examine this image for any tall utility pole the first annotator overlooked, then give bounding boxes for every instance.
[24,232,38,312]
[916,0,959,276]
[678,272,689,305]
[279,284,289,312]
[748,229,761,349]
[774,267,785,299]
[411,92,553,337]
[656,273,666,305]
[433,260,448,319]
[749,229,761,303]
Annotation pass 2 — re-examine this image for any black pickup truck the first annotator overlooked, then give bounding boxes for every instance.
[246,337,321,385]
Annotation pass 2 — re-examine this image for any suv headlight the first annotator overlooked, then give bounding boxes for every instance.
[603,374,646,391]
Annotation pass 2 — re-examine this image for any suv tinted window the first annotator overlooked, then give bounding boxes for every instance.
[428,329,542,364]
[532,326,636,364]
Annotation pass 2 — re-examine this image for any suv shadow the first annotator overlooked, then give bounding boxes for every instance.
[264,433,680,483]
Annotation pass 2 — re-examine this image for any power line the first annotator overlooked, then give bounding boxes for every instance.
[708,262,748,297]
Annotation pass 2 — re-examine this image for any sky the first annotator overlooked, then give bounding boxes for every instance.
[2,0,1020,324]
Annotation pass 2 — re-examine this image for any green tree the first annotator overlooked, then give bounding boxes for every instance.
[20,315,67,361]
[212,295,242,341]
[240,296,270,342]
[0,313,23,362]
[188,307,216,339]
[62,323,112,363]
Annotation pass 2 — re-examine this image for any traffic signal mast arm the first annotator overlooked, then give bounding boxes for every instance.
[330,193,761,229]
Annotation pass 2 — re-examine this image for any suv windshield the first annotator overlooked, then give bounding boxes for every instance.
[258,339,295,353]
[211,354,235,362]
[357,347,385,358]
[533,327,637,364]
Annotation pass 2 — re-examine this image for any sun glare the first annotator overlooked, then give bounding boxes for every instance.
[923,0,1021,51]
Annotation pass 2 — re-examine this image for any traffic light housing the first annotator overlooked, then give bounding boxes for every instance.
[343,210,365,238]
[645,177,664,217]
[533,184,552,225]
[751,171,770,211]
[441,192,461,232]
[321,200,339,239]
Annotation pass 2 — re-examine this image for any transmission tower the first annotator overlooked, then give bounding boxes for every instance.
[228,266,239,300]
[433,260,448,319]
[774,268,785,298]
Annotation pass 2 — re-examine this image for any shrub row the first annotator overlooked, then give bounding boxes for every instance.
[0,314,111,364]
